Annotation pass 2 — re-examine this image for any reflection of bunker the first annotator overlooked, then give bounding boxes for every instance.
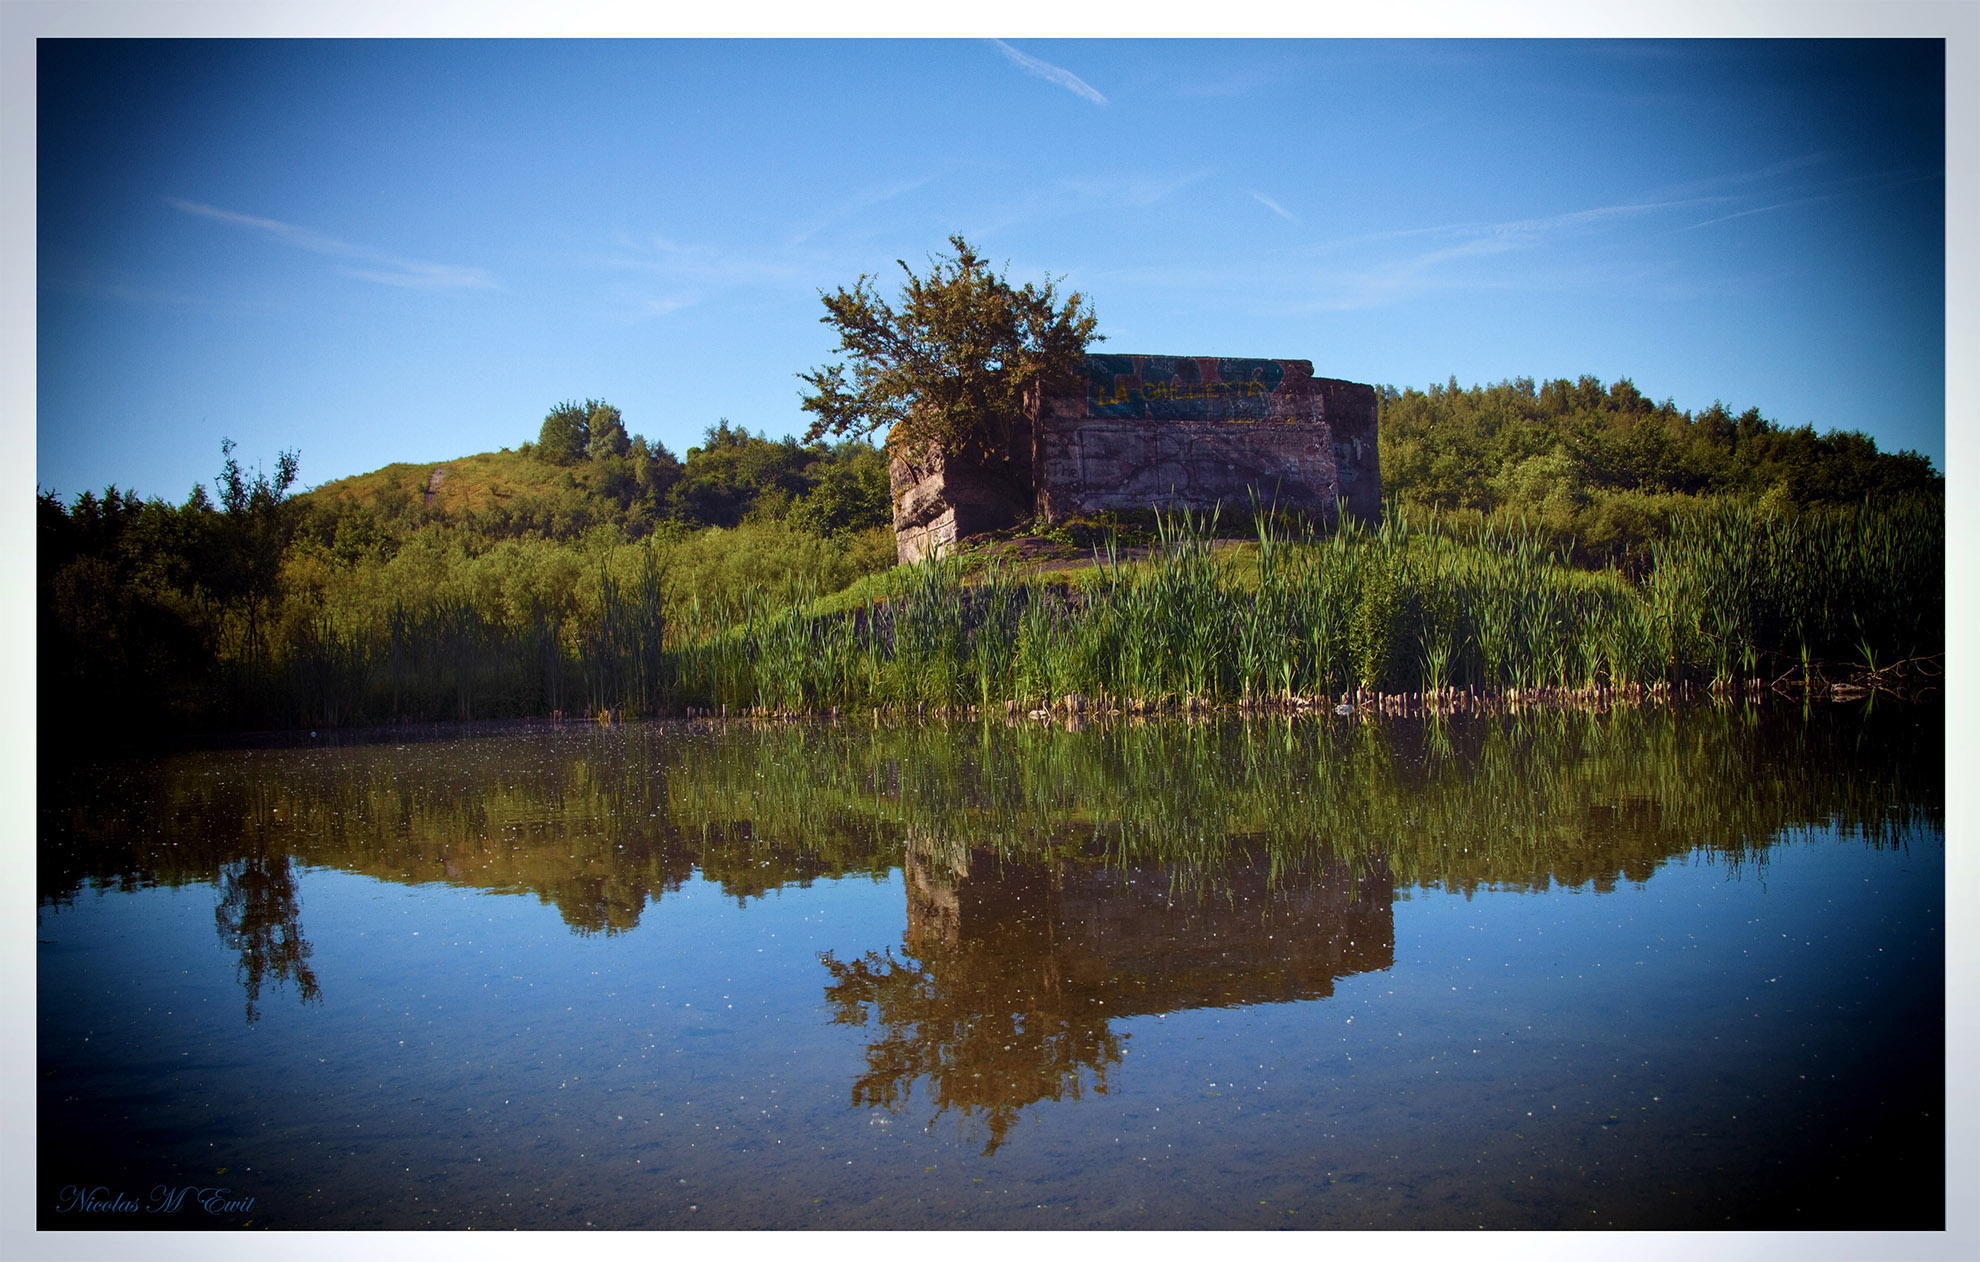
[904,840,1396,1014]
[821,836,1398,1152]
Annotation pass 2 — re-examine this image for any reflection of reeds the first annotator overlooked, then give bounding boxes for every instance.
[44,700,1941,924]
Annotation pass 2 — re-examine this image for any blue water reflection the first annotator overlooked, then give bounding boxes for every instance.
[38,703,1942,1229]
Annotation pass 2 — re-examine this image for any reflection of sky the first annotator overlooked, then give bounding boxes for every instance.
[1388,828,1945,1049]
[34,37,1948,503]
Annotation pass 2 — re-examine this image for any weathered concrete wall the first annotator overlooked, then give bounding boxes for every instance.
[890,353,1380,562]
[1038,420,1341,520]
[1315,374,1382,522]
[889,440,1031,564]
[1035,354,1379,523]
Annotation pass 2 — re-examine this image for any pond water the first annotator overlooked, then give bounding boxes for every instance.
[38,702,1943,1231]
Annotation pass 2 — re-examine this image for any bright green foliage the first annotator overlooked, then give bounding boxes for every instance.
[785,443,892,538]
[1646,495,1942,690]
[40,425,904,740]
[300,414,880,545]
[1380,375,1940,566]
[799,235,1101,460]
[666,420,812,528]
[629,435,683,509]
[677,495,1940,716]
[533,397,633,466]
[587,401,630,461]
[659,421,889,534]
[38,364,1946,744]
[536,399,593,465]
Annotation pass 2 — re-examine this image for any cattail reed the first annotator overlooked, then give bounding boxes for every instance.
[670,494,1938,719]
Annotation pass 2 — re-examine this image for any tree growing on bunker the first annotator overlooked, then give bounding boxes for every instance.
[797,235,1100,464]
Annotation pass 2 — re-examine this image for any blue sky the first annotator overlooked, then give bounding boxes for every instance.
[33,35,1951,503]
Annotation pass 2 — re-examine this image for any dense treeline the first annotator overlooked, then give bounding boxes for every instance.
[38,375,1942,745]
[40,408,895,744]
[1379,375,1940,567]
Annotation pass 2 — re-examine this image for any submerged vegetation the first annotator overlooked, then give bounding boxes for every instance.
[38,373,1941,746]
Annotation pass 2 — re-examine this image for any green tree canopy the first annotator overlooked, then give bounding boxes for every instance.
[587,402,630,461]
[209,438,301,669]
[537,398,628,466]
[537,399,591,465]
[797,235,1100,461]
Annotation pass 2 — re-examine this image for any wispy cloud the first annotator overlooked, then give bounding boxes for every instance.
[1296,200,1702,310]
[989,40,1107,106]
[1057,170,1208,209]
[1249,191,1299,224]
[1676,196,1837,234]
[168,198,498,291]
[600,283,703,321]
[1304,163,1935,310]
[957,168,1211,238]
[43,270,284,312]
[786,174,941,248]
[1355,198,1714,250]
[1672,169,1940,234]
[1093,195,1726,315]
[587,230,824,322]
[1646,153,1835,202]
[603,232,806,286]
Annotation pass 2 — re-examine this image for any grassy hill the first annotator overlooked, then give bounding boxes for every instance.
[304,448,558,519]
[37,373,1944,741]
[289,420,895,552]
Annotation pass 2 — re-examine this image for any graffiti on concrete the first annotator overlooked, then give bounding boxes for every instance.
[1085,355,1290,420]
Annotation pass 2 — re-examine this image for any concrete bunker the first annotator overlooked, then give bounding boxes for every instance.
[891,354,1380,563]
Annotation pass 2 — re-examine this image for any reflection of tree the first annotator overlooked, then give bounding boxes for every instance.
[823,841,1396,1154]
[213,853,321,1023]
[821,935,1121,1156]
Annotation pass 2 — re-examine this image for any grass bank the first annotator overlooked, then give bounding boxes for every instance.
[127,491,1936,733]
[673,494,1940,718]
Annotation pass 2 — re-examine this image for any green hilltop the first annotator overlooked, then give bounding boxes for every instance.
[37,375,1942,744]
[294,413,894,547]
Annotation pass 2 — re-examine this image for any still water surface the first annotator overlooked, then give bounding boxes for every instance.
[39,703,1942,1230]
